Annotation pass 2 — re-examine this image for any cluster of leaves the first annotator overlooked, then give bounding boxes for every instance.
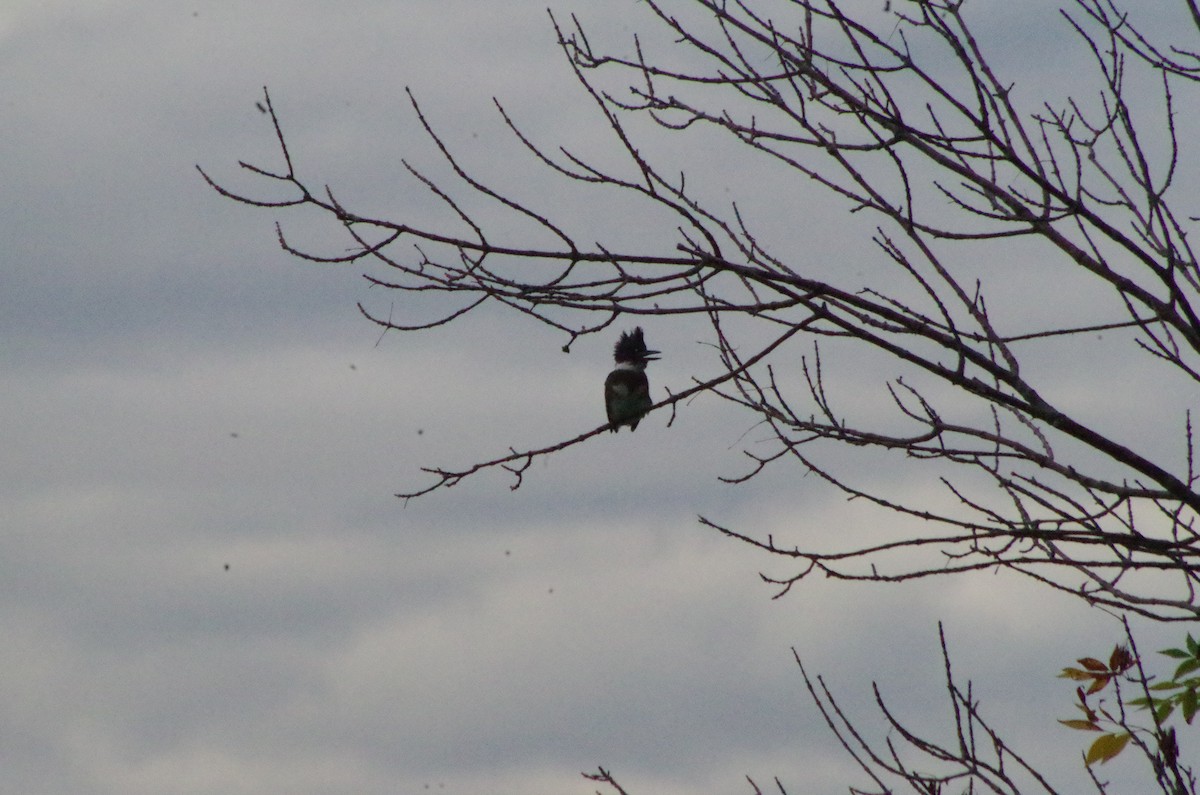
[1143,637,1200,726]
[1059,636,1200,769]
[1060,645,1139,765]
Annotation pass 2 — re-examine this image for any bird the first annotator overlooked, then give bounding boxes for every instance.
[604,327,660,432]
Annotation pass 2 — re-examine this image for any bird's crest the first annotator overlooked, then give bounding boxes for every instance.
[613,327,659,364]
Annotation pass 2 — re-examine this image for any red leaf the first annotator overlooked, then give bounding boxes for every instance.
[1109,645,1134,672]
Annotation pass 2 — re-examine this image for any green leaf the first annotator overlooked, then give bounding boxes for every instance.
[1174,658,1200,679]
[1155,701,1177,724]
[1086,733,1132,765]
[1059,667,1093,681]
[1187,635,1199,656]
[1183,688,1198,724]
[1059,718,1102,731]
[1151,681,1186,691]
[1160,647,1191,660]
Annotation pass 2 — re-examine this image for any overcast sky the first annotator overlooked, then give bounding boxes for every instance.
[2,2,1193,794]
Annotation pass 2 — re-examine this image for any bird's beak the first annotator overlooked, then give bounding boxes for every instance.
[643,350,661,361]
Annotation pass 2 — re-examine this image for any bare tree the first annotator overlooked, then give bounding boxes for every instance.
[201,0,1200,789]
[200,0,1200,622]
[583,619,1199,795]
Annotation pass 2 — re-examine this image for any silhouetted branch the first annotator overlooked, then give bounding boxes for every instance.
[201,0,1200,620]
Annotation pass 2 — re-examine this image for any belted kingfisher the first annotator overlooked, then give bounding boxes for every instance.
[604,327,660,432]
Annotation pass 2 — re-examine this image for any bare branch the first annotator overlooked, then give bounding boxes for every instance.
[201,2,1200,621]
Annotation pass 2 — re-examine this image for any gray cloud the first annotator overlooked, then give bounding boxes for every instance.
[2,1,1189,794]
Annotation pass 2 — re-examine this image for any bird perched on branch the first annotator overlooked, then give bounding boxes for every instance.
[604,327,660,432]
